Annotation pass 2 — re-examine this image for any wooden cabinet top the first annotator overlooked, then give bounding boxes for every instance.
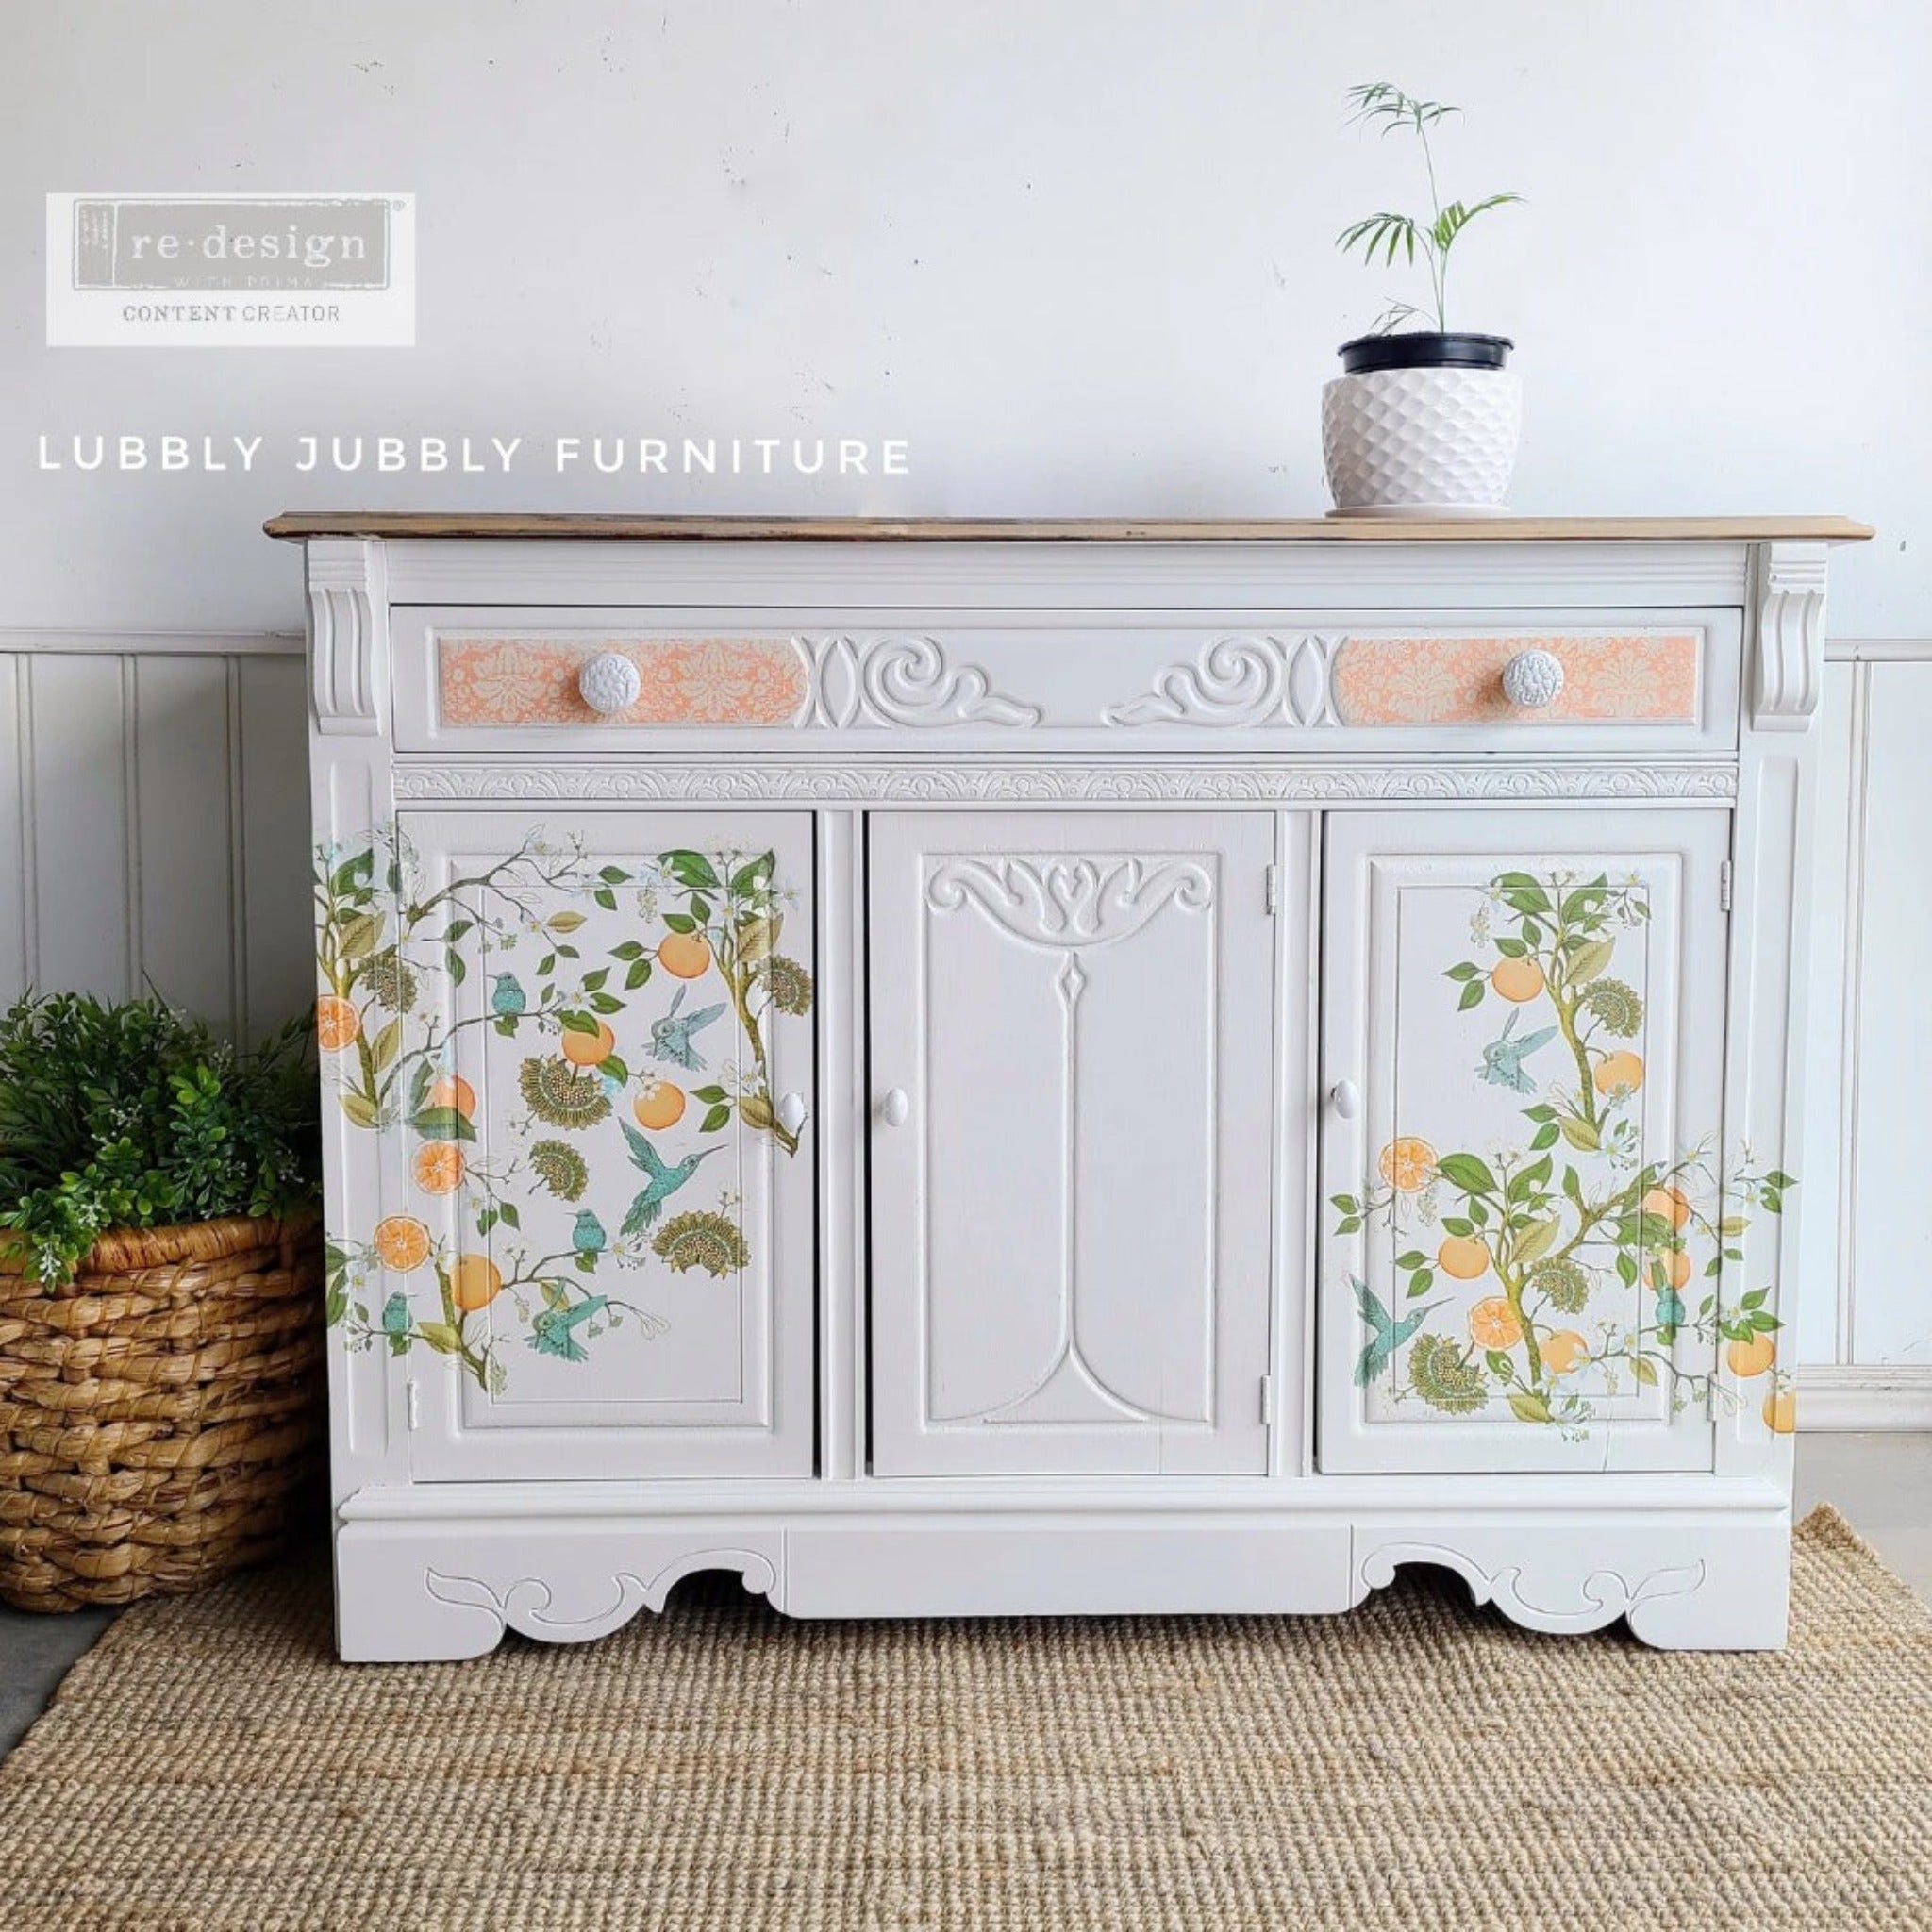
[266,512,1872,545]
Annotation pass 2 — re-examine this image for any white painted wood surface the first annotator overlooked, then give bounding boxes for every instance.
[399,809,817,1481]
[390,606,1741,758]
[1320,810,1731,1474]
[867,810,1279,1476]
[288,527,1851,1658]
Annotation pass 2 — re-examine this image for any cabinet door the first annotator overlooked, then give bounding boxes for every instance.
[869,811,1279,1476]
[1320,809,1737,1474]
[347,809,814,1479]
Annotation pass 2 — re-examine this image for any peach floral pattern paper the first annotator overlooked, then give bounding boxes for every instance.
[1331,633,1701,727]
[440,637,810,727]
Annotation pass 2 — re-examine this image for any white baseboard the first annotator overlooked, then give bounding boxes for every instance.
[1797,1365,1932,1431]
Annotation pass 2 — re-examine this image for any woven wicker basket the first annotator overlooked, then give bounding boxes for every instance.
[0,1213,325,1612]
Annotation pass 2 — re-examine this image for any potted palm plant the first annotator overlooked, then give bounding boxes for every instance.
[0,993,322,1610]
[1324,81,1524,516]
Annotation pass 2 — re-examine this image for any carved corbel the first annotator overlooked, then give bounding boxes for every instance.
[1751,541,1829,730]
[308,538,389,736]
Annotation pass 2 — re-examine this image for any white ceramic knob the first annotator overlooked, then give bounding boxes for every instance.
[578,651,641,716]
[1502,648,1565,710]
[880,1087,910,1128]
[1330,1079,1361,1121]
[775,1091,808,1137]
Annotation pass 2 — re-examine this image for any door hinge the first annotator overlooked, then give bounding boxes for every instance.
[406,1380,421,1431]
[1259,1374,1275,1424]
[1719,858,1734,912]
[1265,863,1280,915]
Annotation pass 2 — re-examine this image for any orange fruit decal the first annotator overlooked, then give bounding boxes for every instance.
[372,1215,432,1273]
[449,1252,504,1314]
[316,995,360,1051]
[1593,1050,1644,1096]
[426,1073,476,1117]
[1490,957,1545,1003]
[560,1019,617,1068]
[1468,1295,1524,1350]
[1541,1329,1589,1376]
[634,1079,687,1131]
[1762,1387,1797,1434]
[1377,1138,1438,1193]
[1642,1184,1691,1230]
[1437,1235,1491,1280]
[1725,1332,1777,1379]
[1652,1247,1692,1291]
[412,1141,465,1196]
[658,931,712,980]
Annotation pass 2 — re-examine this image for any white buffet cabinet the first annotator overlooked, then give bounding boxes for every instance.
[276,511,1868,1659]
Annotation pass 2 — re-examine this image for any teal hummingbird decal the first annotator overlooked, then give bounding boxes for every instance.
[380,1291,412,1356]
[1653,1287,1686,1335]
[619,1119,723,1235]
[1353,1278,1444,1387]
[491,973,527,1016]
[529,1295,608,1362]
[571,1209,608,1256]
[649,984,725,1072]
[1478,1008,1558,1094]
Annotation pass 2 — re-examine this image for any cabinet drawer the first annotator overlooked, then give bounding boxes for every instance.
[391,607,1742,755]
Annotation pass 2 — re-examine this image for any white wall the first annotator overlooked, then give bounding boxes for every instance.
[3,2,1928,1419]
[0,641,310,1038]
[1798,652,1932,1424]
[3,1,1926,629]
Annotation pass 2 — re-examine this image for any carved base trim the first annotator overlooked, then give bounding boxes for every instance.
[334,1503,1789,1659]
[1353,1512,1790,1649]
[392,759,1740,805]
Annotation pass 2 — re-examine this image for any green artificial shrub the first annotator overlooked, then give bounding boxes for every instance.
[0,992,320,1286]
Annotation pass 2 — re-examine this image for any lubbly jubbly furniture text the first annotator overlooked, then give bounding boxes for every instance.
[274,512,1868,1659]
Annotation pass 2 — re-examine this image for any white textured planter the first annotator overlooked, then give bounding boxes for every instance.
[1322,364,1522,517]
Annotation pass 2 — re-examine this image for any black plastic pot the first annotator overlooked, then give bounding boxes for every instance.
[1338,332,1513,375]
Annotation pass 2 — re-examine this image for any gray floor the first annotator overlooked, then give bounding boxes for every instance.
[1793,1430,1932,1598]
[2,1435,1928,1764]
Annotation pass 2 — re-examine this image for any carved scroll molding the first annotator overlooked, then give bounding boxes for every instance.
[308,538,389,737]
[797,634,1041,729]
[393,759,1740,805]
[926,856,1213,947]
[424,1546,779,1645]
[1358,1539,1707,1636]
[1105,634,1340,728]
[1752,541,1829,730]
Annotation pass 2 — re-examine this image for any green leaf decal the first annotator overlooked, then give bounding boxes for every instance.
[1435,1152,1497,1196]
[370,1017,402,1074]
[1512,1217,1559,1266]
[661,850,721,890]
[339,912,383,961]
[1566,937,1615,983]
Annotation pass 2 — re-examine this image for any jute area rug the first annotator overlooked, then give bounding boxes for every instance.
[0,1507,1926,1930]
